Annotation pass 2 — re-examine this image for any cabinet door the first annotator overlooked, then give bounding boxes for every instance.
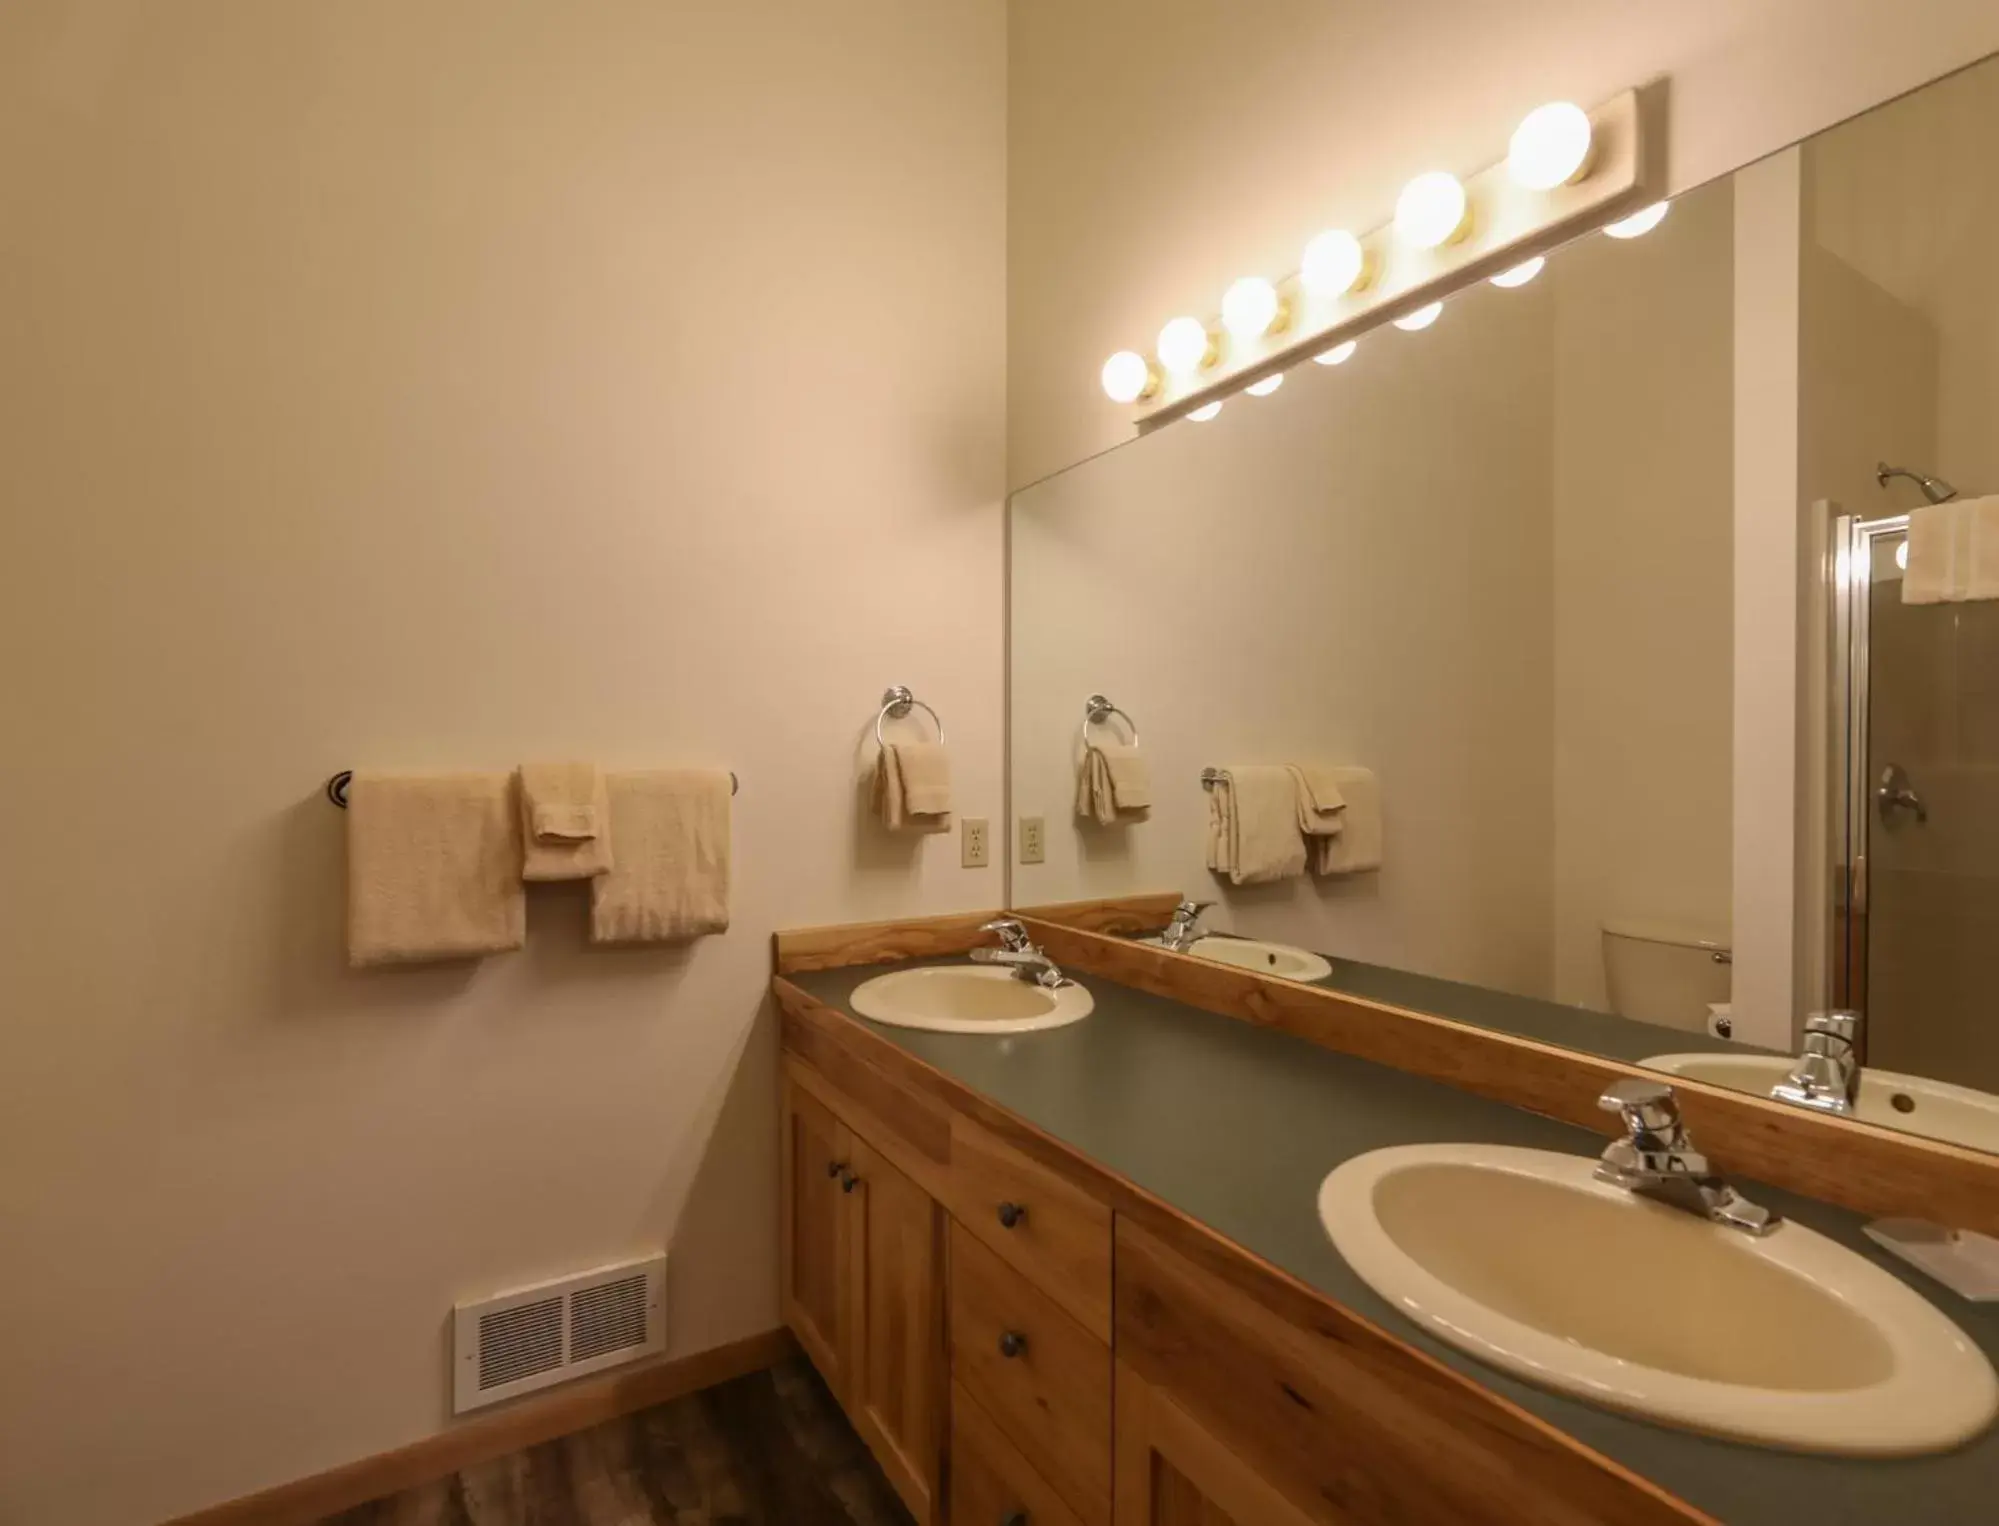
[1115,1360,1329,1526]
[780,1077,852,1394]
[845,1136,946,1525]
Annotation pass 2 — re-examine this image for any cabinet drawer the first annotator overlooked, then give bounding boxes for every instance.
[950,1381,1085,1526]
[950,1223,1111,1523]
[947,1114,1112,1341]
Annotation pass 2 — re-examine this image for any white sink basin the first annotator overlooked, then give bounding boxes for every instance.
[1144,934,1332,983]
[1645,1053,1999,1154]
[1319,1143,1997,1455]
[850,964,1093,1034]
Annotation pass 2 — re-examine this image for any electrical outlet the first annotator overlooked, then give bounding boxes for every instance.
[962,817,990,868]
[1018,815,1046,865]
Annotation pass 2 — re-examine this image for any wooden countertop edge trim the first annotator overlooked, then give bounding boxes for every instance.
[1016,917,1999,1238]
[774,907,1005,973]
[159,1327,795,1526]
[771,976,1711,1521]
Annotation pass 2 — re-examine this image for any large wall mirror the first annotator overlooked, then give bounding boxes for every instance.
[1008,53,1999,1158]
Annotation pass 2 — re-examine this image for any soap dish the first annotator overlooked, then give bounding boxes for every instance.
[1865,1218,1999,1301]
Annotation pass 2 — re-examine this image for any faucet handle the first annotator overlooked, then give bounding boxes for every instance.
[1597,1078,1685,1142]
[980,918,1032,953]
[1802,1010,1861,1046]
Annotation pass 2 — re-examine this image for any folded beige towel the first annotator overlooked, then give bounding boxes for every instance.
[1204,766,1307,885]
[1075,743,1152,825]
[346,773,525,966]
[589,770,731,944]
[1904,496,1999,604]
[1311,766,1382,875]
[1287,764,1347,843]
[873,742,952,831]
[518,762,613,882]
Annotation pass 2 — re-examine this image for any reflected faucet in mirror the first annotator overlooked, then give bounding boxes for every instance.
[1773,1011,1863,1116]
[1595,1079,1780,1236]
[970,918,1074,989]
[1158,899,1215,953]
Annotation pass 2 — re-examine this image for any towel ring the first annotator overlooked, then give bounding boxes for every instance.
[325,768,737,806]
[1082,694,1138,748]
[875,685,945,749]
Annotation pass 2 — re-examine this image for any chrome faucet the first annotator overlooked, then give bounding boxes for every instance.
[1595,1079,1780,1236]
[970,919,1072,989]
[1772,1011,1862,1115]
[1157,899,1215,954]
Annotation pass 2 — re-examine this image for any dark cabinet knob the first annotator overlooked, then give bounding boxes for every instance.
[997,1329,1027,1359]
[841,1170,861,1193]
[826,1160,845,1179]
[996,1201,1026,1229]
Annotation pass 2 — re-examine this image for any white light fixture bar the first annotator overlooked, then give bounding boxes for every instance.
[1131,89,1655,429]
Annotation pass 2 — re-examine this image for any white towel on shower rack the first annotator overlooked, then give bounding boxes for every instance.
[1904,496,1999,604]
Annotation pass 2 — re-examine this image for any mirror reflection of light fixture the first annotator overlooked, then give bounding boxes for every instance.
[1221,277,1284,341]
[1157,316,1215,373]
[1245,374,1284,397]
[1489,256,1545,288]
[1100,350,1157,403]
[1314,340,1358,366]
[1393,301,1444,331]
[1896,541,1910,571]
[1604,200,1670,239]
[1508,102,1594,190]
[1188,401,1223,422]
[1395,172,1469,249]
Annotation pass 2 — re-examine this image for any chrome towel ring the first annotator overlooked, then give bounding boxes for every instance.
[876,685,945,748]
[1082,694,1138,747]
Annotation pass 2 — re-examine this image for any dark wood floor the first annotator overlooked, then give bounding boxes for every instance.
[320,1359,914,1526]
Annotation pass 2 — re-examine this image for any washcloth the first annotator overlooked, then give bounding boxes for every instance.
[873,742,953,831]
[518,762,613,882]
[589,770,732,944]
[1076,743,1153,825]
[346,772,525,966]
[1310,766,1383,875]
[1205,766,1307,885]
[1904,496,1999,604]
[1287,764,1348,845]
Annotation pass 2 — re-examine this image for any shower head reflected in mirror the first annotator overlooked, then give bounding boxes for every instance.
[1876,462,1959,504]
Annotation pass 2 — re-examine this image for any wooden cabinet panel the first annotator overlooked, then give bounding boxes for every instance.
[846,1137,945,1526]
[1115,1358,1322,1526]
[951,1381,1086,1526]
[780,1076,851,1393]
[950,1222,1112,1523]
[948,1113,1113,1341]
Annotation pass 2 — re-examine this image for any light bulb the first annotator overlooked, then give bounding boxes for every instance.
[1896,540,1910,571]
[1393,301,1443,332]
[1395,172,1468,249]
[1221,277,1282,341]
[1188,401,1223,422]
[1604,201,1670,240]
[1301,230,1368,297]
[1314,340,1357,367]
[1157,316,1213,374]
[1245,374,1284,397]
[1489,256,1545,289]
[1508,102,1593,191]
[1100,350,1154,403]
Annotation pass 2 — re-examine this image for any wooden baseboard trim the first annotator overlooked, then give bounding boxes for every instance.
[162,1327,795,1526]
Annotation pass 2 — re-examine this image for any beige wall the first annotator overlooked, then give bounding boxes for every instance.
[1009,283,1560,998]
[1008,0,1999,492]
[0,4,1005,1523]
[1549,180,1736,1009]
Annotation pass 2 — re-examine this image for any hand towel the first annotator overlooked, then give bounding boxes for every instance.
[1075,743,1152,825]
[346,773,525,966]
[1904,496,1999,605]
[872,742,953,831]
[518,762,613,882]
[1310,766,1383,875]
[1286,764,1348,843]
[1204,766,1307,885]
[589,770,732,944]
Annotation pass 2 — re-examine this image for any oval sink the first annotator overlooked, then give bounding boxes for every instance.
[1144,935,1332,983]
[1319,1143,1997,1455]
[851,965,1093,1034]
[1644,1052,1999,1153]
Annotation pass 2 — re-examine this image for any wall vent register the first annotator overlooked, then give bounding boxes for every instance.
[451,1253,666,1413]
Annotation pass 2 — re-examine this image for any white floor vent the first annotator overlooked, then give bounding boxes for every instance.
[452,1253,666,1414]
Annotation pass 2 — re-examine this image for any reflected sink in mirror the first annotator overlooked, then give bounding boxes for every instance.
[1142,934,1332,983]
[1319,1143,1997,1455]
[850,964,1093,1034]
[1645,1052,1999,1154]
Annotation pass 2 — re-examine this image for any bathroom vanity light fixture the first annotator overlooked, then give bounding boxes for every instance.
[1604,200,1670,239]
[1392,302,1444,331]
[1102,87,1658,429]
[1314,339,1358,366]
[1188,401,1224,422]
[1245,374,1285,396]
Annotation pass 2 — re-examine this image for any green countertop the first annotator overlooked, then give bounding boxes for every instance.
[787,958,1999,1526]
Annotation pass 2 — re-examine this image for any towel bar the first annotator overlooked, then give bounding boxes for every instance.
[325,769,737,807]
[1199,768,1227,790]
[1083,694,1138,747]
[875,685,945,748]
